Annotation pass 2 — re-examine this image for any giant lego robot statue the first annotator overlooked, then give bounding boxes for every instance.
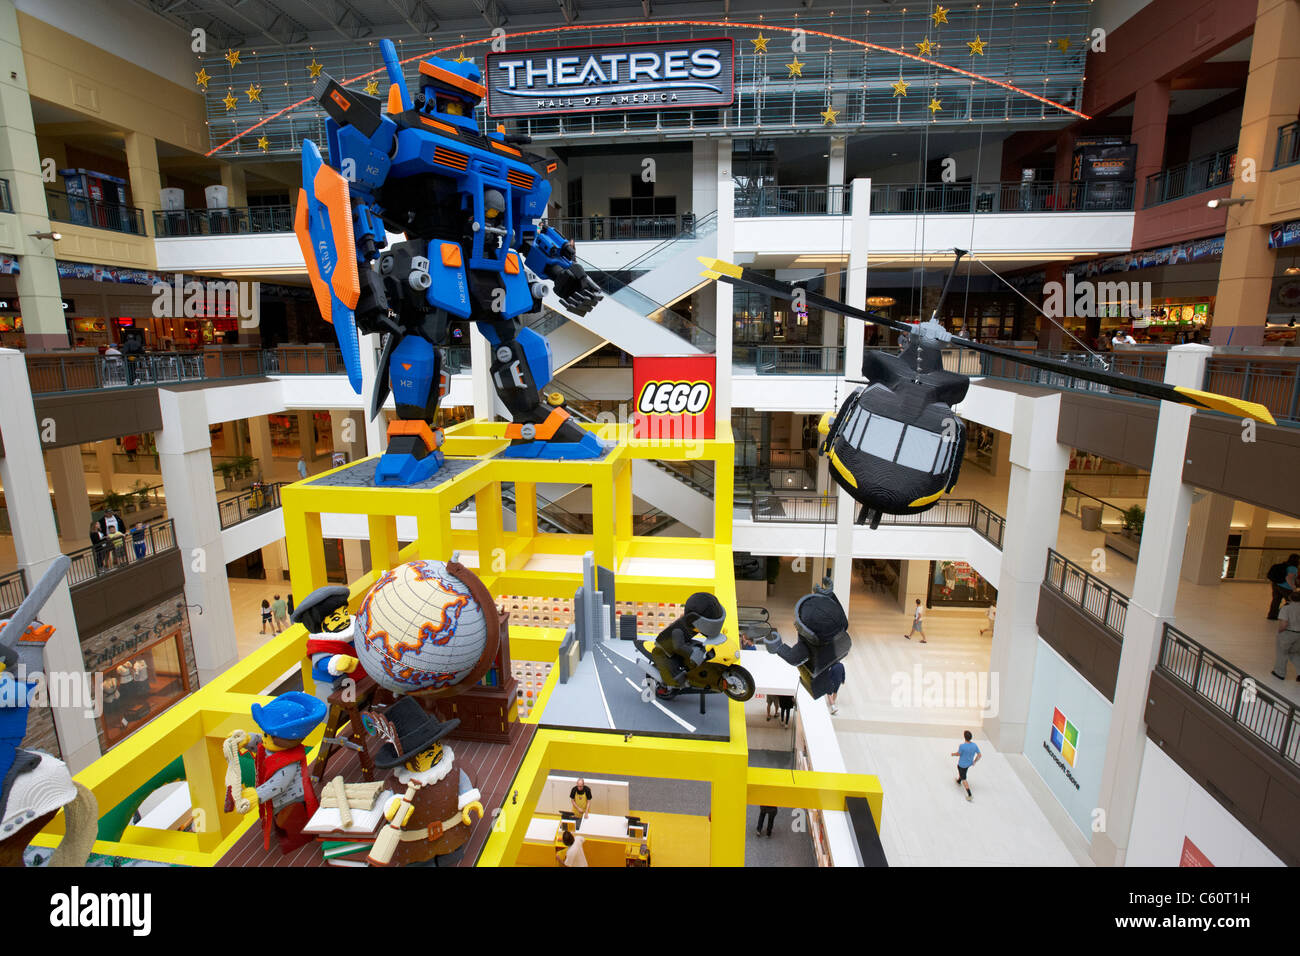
[296,40,606,486]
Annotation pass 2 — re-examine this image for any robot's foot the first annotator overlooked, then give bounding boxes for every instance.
[499,431,607,460]
[374,449,444,486]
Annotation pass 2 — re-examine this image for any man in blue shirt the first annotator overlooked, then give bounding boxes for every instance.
[952,730,981,802]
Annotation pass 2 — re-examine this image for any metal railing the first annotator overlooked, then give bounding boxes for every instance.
[1060,487,1130,531]
[45,189,146,236]
[0,568,27,616]
[750,495,1004,547]
[1276,122,1300,171]
[869,180,1134,215]
[734,345,845,375]
[651,459,715,498]
[1203,358,1300,426]
[1158,623,1300,767]
[573,250,715,352]
[620,210,718,274]
[1222,546,1297,582]
[218,482,283,530]
[1044,548,1128,638]
[66,518,177,588]
[735,185,852,217]
[1144,147,1236,207]
[0,178,11,214]
[153,204,293,237]
[979,349,1126,395]
[548,213,696,242]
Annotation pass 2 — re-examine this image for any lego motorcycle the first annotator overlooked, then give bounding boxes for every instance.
[634,594,756,703]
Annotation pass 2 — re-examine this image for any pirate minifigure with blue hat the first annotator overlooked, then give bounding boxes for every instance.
[240,691,327,854]
[366,696,482,867]
[292,585,367,704]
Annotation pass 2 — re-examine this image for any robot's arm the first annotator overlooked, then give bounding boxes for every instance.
[524,225,602,315]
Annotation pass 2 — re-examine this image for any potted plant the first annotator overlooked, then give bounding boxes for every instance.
[101,491,127,516]
[1121,504,1145,540]
[217,461,235,490]
[133,481,151,512]
[236,454,258,481]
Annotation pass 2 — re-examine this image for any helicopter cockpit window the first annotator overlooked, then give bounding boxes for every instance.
[897,426,942,473]
[844,408,868,449]
[861,415,904,459]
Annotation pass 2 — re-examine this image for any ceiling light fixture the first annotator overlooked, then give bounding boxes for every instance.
[1207,196,1251,208]
[29,231,61,241]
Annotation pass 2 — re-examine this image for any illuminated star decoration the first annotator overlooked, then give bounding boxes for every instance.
[195,68,210,89]
[363,77,381,96]
[307,58,324,79]
[257,135,270,152]
[1056,37,1072,53]
[751,33,769,54]
[224,48,241,68]
[968,35,987,56]
[915,37,936,56]
[245,84,262,103]
[222,91,238,111]
[931,5,949,26]
[820,105,839,125]
[787,57,804,77]
[928,97,943,115]
[892,78,910,97]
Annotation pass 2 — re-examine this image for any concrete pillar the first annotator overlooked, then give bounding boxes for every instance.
[1211,0,1300,347]
[1181,490,1234,585]
[249,415,275,482]
[123,130,161,226]
[94,440,116,496]
[0,2,66,351]
[342,538,366,584]
[897,559,931,614]
[359,333,387,453]
[844,179,871,379]
[1243,505,1272,549]
[821,269,841,371]
[0,349,98,771]
[1092,344,1210,867]
[46,445,92,546]
[983,392,1069,753]
[1038,264,1066,350]
[827,135,846,214]
[714,141,734,424]
[261,540,288,584]
[296,410,316,465]
[220,163,248,208]
[1131,79,1170,205]
[329,408,365,463]
[470,323,495,421]
[156,388,238,682]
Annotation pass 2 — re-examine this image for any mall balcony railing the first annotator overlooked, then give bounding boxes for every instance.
[1275,122,1300,171]
[65,517,177,588]
[153,204,294,237]
[869,180,1135,215]
[0,178,11,213]
[547,213,696,242]
[0,568,28,616]
[1158,622,1300,767]
[749,494,1004,548]
[45,189,147,236]
[1060,486,1130,532]
[1221,546,1298,582]
[978,349,1167,397]
[1143,147,1236,207]
[1203,355,1300,426]
[733,345,845,375]
[1044,548,1128,639]
[735,185,852,217]
[217,482,283,530]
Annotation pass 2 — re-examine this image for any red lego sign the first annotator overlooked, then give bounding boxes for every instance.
[633,355,716,440]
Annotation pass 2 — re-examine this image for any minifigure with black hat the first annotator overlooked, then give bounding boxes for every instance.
[238,691,327,854]
[366,696,484,867]
[293,585,368,704]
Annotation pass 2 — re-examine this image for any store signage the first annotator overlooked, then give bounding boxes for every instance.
[0,298,73,313]
[1073,236,1225,279]
[1179,836,1213,867]
[485,38,735,117]
[1041,705,1081,790]
[1072,140,1137,182]
[632,354,716,440]
[1269,220,1300,249]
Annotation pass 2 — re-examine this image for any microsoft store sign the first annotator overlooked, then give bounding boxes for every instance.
[486,38,735,117]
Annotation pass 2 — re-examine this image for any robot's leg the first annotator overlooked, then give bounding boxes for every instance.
[480,321,605,460]
[373,335,447,487]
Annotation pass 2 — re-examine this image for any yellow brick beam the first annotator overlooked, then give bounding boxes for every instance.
[745,766,884,827]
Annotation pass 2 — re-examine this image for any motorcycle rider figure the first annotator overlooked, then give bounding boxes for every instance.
[648,593,727,689]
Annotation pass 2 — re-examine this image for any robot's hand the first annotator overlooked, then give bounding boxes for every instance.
[546,262,603,316]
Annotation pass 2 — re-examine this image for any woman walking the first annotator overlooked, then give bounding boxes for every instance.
[261,598,273,634]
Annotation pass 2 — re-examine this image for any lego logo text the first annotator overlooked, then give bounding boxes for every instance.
[636,381,712,415]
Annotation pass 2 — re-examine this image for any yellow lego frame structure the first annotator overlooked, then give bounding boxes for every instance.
[34,419,882,866]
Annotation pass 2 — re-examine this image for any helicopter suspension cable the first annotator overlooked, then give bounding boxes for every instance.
[966,253,1105,364]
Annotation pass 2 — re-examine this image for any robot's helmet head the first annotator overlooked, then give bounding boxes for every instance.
[417,56,485,115]
[684,592,726,644]
[484,188,506,221]
[793,592,849,647]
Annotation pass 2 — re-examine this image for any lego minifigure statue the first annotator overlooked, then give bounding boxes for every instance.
[367,696,483,867]
[647,593,728,688]
[292,585,367,704]
[762,576,853,700]
[239,692,327,854]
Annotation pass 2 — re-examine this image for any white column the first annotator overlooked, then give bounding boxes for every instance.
[983,392,1069,752]
[470,323,495,421]
[714,141,734,424]
[1181,490,1234,585]
[1092,344,1210,867]
[94,440,116,497]
[1243,505,1271,549]
[249,415,275,479]
[827,135,847,214]
[46,445,91,546]
[0,350,98,771]
[844,178,871,380]
[359,331,386,453]
[156,388,238,682]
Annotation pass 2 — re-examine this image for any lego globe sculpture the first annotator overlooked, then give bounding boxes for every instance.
[354,559,499,696]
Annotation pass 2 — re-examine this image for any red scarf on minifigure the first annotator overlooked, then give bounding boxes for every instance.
[253,741,319,851]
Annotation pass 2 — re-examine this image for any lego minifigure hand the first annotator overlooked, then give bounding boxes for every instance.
[461,801,483,826]
[241,787,259,810]
[384,795,414,827]
[327,654,359,676]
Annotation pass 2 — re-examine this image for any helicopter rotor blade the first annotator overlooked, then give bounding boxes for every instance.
[698,256,1275,425]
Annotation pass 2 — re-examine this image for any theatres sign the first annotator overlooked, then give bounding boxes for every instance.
[486,38,735,117]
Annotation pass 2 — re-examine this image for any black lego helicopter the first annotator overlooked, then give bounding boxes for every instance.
[701,251,1275,528]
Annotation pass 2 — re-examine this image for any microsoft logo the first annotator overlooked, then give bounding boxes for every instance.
[1050,707,1079,767]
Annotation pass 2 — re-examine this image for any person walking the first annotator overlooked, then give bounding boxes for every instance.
[952,730,981,801]
[297,457,308,480]
[979,604,997,636]
[1266,554,1299,620]
[826,660,846,715]
[1272,595,1300,681]
[261,599,273,635]
[904,598,927,643]
[271,593,289,633]
[756,805,777,838]
[777,694,794,727]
